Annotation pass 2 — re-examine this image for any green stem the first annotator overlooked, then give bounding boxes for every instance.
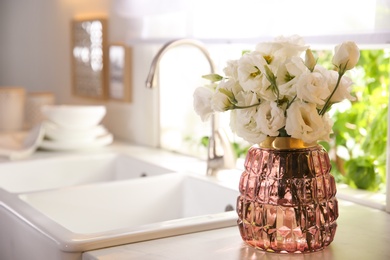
[264,65,280,100]
[278,127,289,137]
[234,103,261,109]
[286,95,297,110]
[319,64,347,116]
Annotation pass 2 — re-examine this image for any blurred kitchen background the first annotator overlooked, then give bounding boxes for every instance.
[0,0,389,157]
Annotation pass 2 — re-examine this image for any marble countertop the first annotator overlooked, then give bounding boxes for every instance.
[83,199,390,260]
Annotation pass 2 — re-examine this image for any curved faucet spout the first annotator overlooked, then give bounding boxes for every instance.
[145,38,236,176]
[145,39,216,89]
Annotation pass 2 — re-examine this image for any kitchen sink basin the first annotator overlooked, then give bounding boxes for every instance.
[0,149,239,260]
[0,152,174,193]
[18,173,237,235]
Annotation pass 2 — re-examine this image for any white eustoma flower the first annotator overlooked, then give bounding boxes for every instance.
[230,90,263,141]
[332,41,360,71]
[235,89,259,108]
[278,57,308,97]
[212,90,233,112]
[229,90,259,131]
[256,35,308,65]
[230,108,254,131]
[273,35,308,59]
[237,53,277,101]
[211,79,236,112]
[258,74,278,101]
[237,51,267,92]
[223,59,239,80]
[193,85,215,121]
[327,70,356,103]
[254,101,286,136]
[230,110,267,144]
[255,42,280,65]
[295,65,331,106]
[285,101,332,143]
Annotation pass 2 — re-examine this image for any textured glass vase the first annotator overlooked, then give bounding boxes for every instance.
[237,137,338,253]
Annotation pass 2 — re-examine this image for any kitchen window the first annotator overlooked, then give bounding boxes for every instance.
[125,0,390,212]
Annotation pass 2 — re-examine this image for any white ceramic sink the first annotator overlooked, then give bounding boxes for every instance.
[0,153,173,193]
[0,150,239,260]
[18,173,237,235]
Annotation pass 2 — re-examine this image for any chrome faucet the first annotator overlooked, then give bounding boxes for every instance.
[145,38,236,176]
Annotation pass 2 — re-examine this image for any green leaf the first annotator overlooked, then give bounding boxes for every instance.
[200,136,209,148]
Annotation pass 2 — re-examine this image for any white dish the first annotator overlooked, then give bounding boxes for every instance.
[43,121,108,141]
[39,133,113,151]
[41,105,106,130]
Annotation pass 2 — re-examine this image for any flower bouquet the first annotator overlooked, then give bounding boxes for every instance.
[193,35,360,145]
[193,35,360,253]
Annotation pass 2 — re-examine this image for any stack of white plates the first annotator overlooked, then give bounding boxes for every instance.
[38,105,113,151]
[40,122,113,151]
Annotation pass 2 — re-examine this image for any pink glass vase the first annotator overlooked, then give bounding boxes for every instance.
[237,137,338,253]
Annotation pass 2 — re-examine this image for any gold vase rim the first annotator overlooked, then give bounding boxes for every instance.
[259,137,318,150]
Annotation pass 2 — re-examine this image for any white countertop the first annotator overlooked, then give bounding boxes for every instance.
[2,142,388,259]
[83,199,390,260]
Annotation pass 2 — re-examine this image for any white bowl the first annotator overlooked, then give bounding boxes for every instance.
[41,105,106,129]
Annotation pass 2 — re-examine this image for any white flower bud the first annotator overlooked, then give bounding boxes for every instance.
[304,49,316,71]
[332,41,360,71]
